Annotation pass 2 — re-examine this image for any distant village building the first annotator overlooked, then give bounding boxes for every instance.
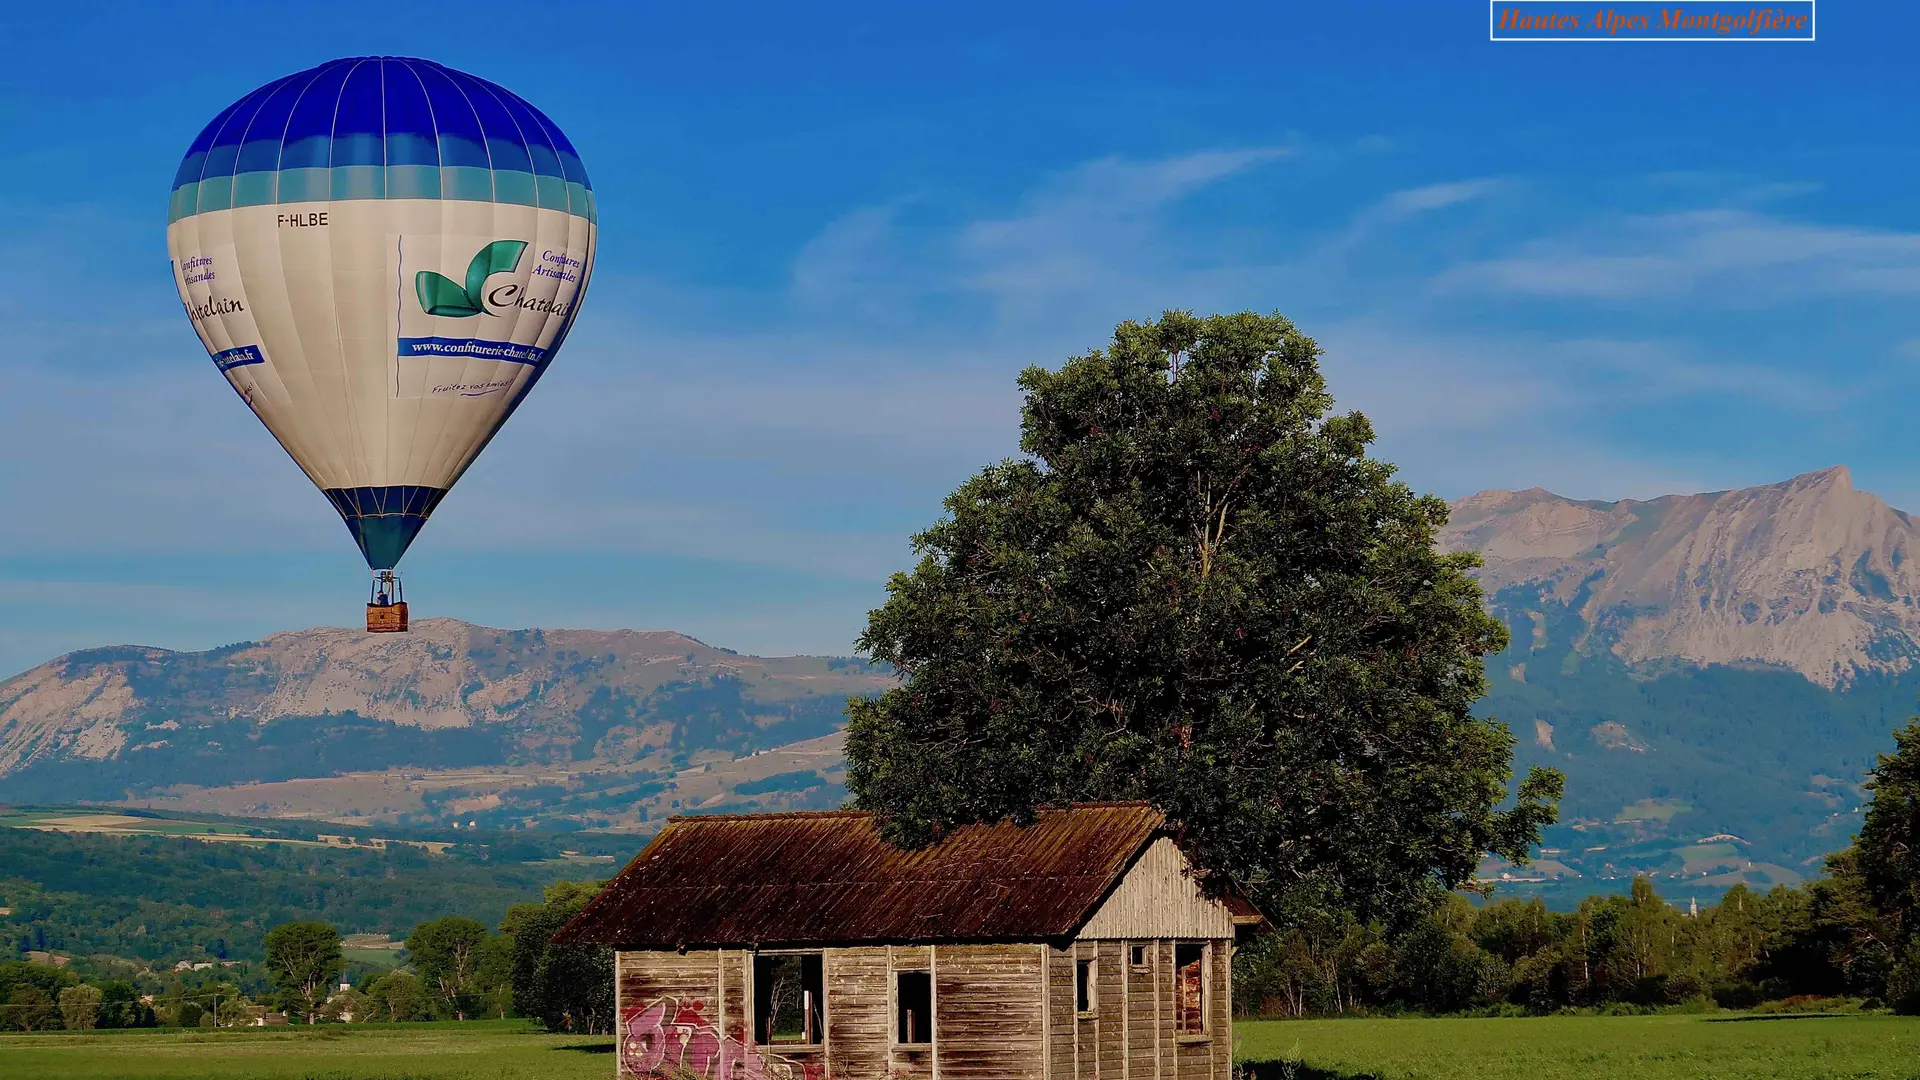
[556,802,1263,1080]
[230,1003,291,1027]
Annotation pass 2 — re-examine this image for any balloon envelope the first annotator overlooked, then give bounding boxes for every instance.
[167,57,596,569]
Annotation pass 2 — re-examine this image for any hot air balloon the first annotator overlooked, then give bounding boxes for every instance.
[166,57,595,632]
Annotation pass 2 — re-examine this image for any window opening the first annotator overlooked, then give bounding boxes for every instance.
[895,970,931,1044]
[1075,957,1096,1014]
[1130,944,1148,970]
[754,953,823,1045]
[1174,943,1205,1034]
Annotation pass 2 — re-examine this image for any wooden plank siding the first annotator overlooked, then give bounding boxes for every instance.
[1097,941,1125,1080]
[1048,944,1076,1080]
[934,943,1046,1080]
[617,949,720,1018]
[1156,941,1177,1080]
[1072,941,1096,1079]
[718,949,749,1045]
[824,945,890,1080]
[1126,942,1158,1080]
[1210,943,1231,1080]
[1076,839,1235,941]
[883,945,934,1080]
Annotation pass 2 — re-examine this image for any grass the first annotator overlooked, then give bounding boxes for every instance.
[11,1014,1920,1079]
[1235,1014,1920,1080]
[0,1019,612,1080]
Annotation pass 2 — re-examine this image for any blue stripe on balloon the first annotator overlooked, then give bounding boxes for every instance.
[169,57,593,224]
[415,63,492,169]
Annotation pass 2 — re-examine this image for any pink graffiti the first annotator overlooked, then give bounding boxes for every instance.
[620,996,827,1080]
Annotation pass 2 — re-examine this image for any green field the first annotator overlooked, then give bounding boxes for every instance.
[1235,1014,1920,1080]
[7,1014,1920,1079]
[0,1021,613,1080]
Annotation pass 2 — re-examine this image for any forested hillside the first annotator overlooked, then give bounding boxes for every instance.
[0,827,613,965]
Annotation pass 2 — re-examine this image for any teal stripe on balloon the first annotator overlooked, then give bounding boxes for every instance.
[386,165,442,200]
[442,166,495,202]
[278,168,330,203]
[233,172,277,208]
[169,168,593,220]
[196,175,233,214]
[169,185,198,224]
[332,165,385,200]
[493,171,539,208]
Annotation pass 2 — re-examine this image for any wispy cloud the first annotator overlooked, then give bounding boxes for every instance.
[1440,208,1920,301]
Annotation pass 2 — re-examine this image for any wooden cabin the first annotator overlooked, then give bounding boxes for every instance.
[553,802,1264,1080]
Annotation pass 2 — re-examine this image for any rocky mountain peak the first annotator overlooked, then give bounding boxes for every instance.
[1443,467,1920,687]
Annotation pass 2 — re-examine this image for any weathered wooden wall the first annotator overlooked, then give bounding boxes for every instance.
[1076,838,1236,941]
[620,936,1224,1080]
[617,949,722,1027]
[1125,941,1159,1079]
[1210,943,1231,1079]
[825,946,890,1079]
[883,945,936,1080]
[1048,943,1075,1080]
[934,943,1045,1080]
[1044,938,1232,1080]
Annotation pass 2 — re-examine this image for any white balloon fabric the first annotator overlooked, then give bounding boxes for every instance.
[167,57,596,569]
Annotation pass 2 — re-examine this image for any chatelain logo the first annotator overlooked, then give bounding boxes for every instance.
[185,295,245,324]
[415,240,572,319]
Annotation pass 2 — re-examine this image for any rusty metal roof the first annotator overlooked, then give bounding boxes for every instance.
[552,802,1168,947]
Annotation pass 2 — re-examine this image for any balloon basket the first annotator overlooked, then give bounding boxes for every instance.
[367,602,409,633]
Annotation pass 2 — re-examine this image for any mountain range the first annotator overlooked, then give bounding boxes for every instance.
[1448,466,1920,900]
[3,466,1917,903]
[0,619,892,831]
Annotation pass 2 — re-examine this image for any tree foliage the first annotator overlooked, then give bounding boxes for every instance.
[1235,879,1846,1016]
[847,310,1561,923]
[361,971,433,1022]
[1821,719,1920,1010]
[1855,723,1920,947]
[407,916,488,1021]
[501,881,612,1034]
[56,983,102,1030]
[262,921,341,1024]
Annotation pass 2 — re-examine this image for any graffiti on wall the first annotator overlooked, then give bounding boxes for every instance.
[620,996,827,1080]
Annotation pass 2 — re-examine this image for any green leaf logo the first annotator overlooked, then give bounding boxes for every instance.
[414,240,528,318]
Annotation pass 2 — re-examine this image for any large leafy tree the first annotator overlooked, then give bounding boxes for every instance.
[262,921,341,1024]
[1854,721,1920,944]
[501,881,612,1034]
[846,311,1561,924]
[1816,720,1920,1009]
[407,916,489,1021]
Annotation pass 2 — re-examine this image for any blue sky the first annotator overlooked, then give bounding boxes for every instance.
[2,2,1917,675]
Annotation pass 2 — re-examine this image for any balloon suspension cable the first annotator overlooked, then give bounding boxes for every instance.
[366,569,409,633]
[369,569,403,607]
